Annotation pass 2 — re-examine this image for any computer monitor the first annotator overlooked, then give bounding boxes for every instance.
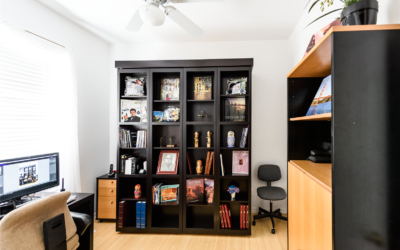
[0,153,59,202]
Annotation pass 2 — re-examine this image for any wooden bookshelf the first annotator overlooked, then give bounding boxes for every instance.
[116,59,253,235]
[289,113,331,121]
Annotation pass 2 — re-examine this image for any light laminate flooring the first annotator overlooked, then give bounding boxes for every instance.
[93,214,287,250]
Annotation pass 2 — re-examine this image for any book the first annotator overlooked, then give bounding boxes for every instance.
[240,205,243,229]
[161,78,180,101]
[154,183,163,204]
[121,99,147,122]
[232,151,249,175]
[136,201,141,228]
[125,158,133,175]
[130,131,137,147]
[306,75,332,116]
[186,152,194,175]
[161,184,179,203]
[204,178,214,204]
[246,205,249,229]
[124,76,146,97]
[219,205,225,229]
[224,98,246,121]
[153,111,164,122]
[224,203,231,229]
[304,20,341,58]
[186,178,204,203]
[194,76,212,100]
[204,151,210,175]
[221,204,227,228]
[118,201,128,229]
[140,201,146,229]
[239,127,249,148]
[220,154,225,176]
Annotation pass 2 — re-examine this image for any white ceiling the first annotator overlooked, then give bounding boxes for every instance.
[37,0,309,44]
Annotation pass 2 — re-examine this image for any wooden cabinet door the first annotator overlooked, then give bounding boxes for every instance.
[289,162,305,250]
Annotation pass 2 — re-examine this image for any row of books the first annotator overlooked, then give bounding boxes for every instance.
[240,204,250,230]
[119,129,147,148]
[186,178,214,204]
[136,201,146,229]
[186,151,214,175]
[152,183,180,204]
[118,201,146,229]
[219,203,249,229]
[120,154,146,175]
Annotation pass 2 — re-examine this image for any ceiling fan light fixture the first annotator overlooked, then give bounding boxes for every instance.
[139,3,166,26]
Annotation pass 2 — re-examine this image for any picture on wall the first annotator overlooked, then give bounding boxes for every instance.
[306,75,332,116]
[224,98,246,121]
[157,150,179,175]
[226,77,247,95]
[124,76,146,96]
[121,99,147,122]
[194,76,212,100]
[161,78,180,101]
[232,151,249,175]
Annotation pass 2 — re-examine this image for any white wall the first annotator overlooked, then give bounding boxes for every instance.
[288,0,400,67]
[110,41,290,213]
[0,0,110,196]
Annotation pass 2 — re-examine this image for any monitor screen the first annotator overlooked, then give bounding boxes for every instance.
[0,153,59,202]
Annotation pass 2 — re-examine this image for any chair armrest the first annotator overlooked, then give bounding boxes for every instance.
[70,212,93,236]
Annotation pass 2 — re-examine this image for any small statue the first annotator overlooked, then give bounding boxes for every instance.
[194,131,199,148]
[177,140,180,147]
[227,131,235,148]
[206,131,212,148]
[196,160,203,174]
[227,185,240,201]
[198,110,204,118]
[169,136,172,146]
[160,137,163,147]
[135,184,142,199]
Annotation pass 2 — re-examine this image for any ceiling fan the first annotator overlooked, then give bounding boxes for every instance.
[125,0,224,37]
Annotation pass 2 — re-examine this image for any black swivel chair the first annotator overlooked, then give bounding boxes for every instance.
[252,164,287,234]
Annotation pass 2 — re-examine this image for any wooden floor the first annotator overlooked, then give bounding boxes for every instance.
[93,214,287,250]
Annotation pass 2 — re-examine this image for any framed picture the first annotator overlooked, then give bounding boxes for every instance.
[124,76,146,96]
[194,76,212,100]
[226,77,247,95]
[161,78,180,100]
[157,150,179,175]
[224,98,246,121]
[232,151,249,175]
[121,99,147,122]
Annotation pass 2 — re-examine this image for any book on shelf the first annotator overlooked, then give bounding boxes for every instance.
[161,184,179,203]
[219,203,231,229]
[205,151,214,175]
[224,203,232,229]
[194,76,212,100]
[240,205,243,230]
[140,201,146,229]
[118,201,128,229]
[186,152,194,175]
[220,205,225,229]
[186,178,204,204]
[152,183,163,204]
[232,151,249,175]
[204,178,214,204]
[204,151,210,175]
[136,201,141,229]
[239,126,249,148]
[246,205,249,229]
[220,154,225,176]
[306,75,332,116]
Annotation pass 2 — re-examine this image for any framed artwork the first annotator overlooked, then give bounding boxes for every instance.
[121,100,147,122]
[194,76,212,100]
[224,98,246,121]
[232,151,249,175]
[157,150,179,175]
[124,76,146,96]
[226,77,247,95]
[161,78,180,101]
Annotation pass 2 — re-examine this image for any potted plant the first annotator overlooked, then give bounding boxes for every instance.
[308,0,379,27]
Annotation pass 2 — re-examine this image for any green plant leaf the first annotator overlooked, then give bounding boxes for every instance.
[305,8,342,29]
[309,0,321,13]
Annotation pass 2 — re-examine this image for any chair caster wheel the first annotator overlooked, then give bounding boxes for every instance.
[271,229,275,234]
[258,211,262,215]
[252,221,256,226]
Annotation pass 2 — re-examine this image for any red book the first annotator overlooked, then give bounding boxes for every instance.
[223,204,231,229]
[243,205,246,229]
[246,205,249,229]
[219,205,225,229]
[186,152,194,174]
[118,201,128,228]
[240,205,243,229]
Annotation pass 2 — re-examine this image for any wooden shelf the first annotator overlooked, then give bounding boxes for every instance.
[186,122,214,125]
[153,100,180,103]
[186,203,214,206]
[120,147,146,150]
[152,174,180,179]
[290,113,331,121]
[119,175,147,178]
[287,24,400,78]
[220,175,249,179]
[220,147,248,150]
[121,96,147,99]
[186,175,214,178]
[119,122,147,125]
[153,147,180,150]
[121,197,147,201]
[151,122,180,126]
[220,95,249,98]
[289,160,332,192]
[153,201,179,206]
[187,147,214,150]
[220,122,248,125]
[187,100,214,102]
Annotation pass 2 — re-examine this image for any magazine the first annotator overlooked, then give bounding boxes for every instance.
[121,100,147,122]
[306,75,332,116]
[161,78,180,100]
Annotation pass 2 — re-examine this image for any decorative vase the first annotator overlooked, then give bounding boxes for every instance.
[340,0,378,26]
[227,131,235,147]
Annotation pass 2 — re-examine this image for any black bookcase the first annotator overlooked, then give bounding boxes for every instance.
[115,59,253,235]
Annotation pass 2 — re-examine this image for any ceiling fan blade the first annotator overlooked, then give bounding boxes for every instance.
[125,9,143,32]
[165,7,203,37]
[169,0,224,3]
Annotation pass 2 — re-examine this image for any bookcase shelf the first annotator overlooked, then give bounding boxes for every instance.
[220,175,249,179]
[116,60,252,236]
[290,113,331,121]
[121,96,147,99]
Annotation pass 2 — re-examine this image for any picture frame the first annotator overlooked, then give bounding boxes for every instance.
[232,151,249,175]
[156,150,179,175]
[226,77,247,95]
[161,78,180,101]
[124,76,146,97]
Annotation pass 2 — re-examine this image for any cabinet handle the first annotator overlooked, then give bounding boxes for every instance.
[111,189,113,192]
[111,181,113,184]
[110,201,113,204]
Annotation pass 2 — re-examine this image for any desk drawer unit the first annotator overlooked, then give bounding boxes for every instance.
[96,176,117,220]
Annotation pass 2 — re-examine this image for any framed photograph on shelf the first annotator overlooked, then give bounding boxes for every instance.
[194,76,212,100]
[226,77,247,95]
[156,150,179,175]
[161,78,180,101]
[124,76,146,96]
[121,99,147,122]
[232,151,249,175]
[224,98,246,121]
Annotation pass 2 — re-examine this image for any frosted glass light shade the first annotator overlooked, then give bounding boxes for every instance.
[139,4,165,26]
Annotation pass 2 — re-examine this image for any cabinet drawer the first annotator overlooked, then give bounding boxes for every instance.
[98,187,116,197]
[98,197,117,219]
[98,179,116,188]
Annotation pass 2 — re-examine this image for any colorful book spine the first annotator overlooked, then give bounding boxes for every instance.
[136,201,141,228]
[220,205,225,229]
[246,205,249,229]
[140,201,146,229]
[240,205,243,230]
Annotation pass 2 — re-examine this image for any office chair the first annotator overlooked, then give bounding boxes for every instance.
[252,164,287,234]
